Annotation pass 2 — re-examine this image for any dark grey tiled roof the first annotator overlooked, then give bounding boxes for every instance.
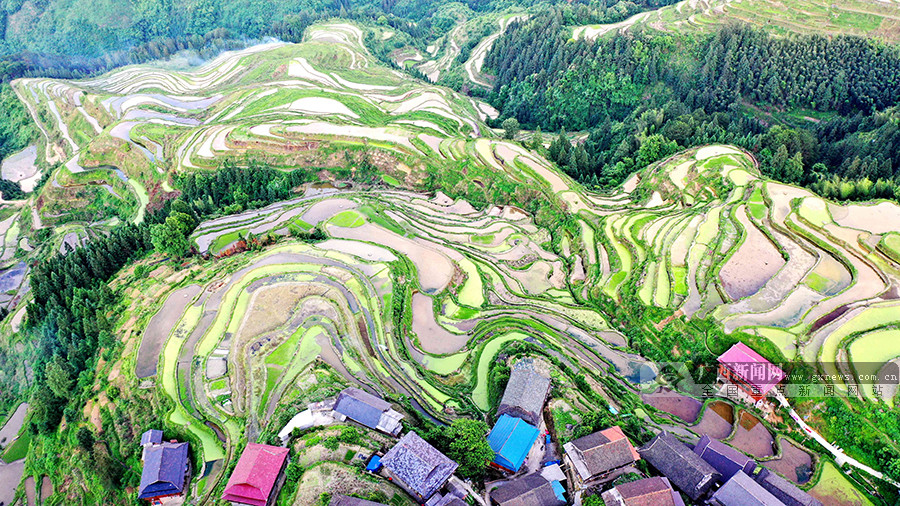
[381,432,458,499]
[490,473,565,506]
[141,429,163,446]
[497,360,551,426]
[694,435,757,480]
[711,471,784,506]
[138,442,189,499]
[334,387,391,429]
[755,468,823,506]
[639,433,721,501]
[429,495,467,506]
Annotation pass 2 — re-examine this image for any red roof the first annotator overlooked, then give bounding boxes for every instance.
[717,343,785,396]
[600,426,641,461]
[222,443,289,506]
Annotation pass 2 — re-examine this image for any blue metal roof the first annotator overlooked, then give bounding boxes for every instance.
[138,442,189,499]
[366,455,382,472]
[551,480,566,502]
[487,414,539,472]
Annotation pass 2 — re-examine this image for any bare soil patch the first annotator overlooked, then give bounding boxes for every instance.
[762,438,814,484]
[411,292,469,354]
[641,387,702,423]
[693,401,734,439]
[719,206,785,300]
[730,411,775,458]
[236,283,312,342]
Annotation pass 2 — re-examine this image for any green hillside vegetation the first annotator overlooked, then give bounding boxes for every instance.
[641,0,900,42]
[1,8,900,506]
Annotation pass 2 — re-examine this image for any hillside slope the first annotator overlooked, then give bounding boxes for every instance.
[574,0,900,42]
[3,18,900,506]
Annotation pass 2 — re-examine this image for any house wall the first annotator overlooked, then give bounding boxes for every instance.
[718,364,764,401]
[383,467,427,502]
[264,457,289,506]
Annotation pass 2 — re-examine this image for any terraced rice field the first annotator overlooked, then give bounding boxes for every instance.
[133,141,900,498]
[573,0,900,43]
[12,22,499,234]
[810,462,875,506]
[16,19,898,501]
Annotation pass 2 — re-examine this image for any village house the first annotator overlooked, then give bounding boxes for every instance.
[497,359,551,427]
[489,472,566,506]
[600,476,684,506]
[754,468,823,506]
[380,432,458,502]
[332,387,404,436]
[562,426,640,489]
[639,433,722,502]
[222,443,289,506]
[487,414,540,473]
[717,343,786,402]
[693,434,757,480]
[138,430,190,504]
[710,470,783,506]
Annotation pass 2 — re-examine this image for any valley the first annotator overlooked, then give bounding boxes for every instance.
[0,3,898,505]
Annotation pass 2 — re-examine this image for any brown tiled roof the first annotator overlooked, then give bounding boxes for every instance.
[566,427,639,479]
[614,477,678,506]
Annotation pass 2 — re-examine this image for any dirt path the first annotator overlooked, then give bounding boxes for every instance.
[573,11,652,40]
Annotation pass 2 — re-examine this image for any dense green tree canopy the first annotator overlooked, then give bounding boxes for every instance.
[426,419,494,480]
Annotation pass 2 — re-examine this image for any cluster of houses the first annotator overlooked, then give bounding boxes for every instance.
[638,432,822,506]
[136,343,815,506]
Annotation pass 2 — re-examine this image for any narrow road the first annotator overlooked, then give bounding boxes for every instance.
[774,391,900,488]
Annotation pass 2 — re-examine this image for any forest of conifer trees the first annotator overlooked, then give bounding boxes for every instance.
[484,14,900,196]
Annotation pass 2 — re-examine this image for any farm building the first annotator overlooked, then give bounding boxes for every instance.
[600,476,684,506]
[332,387,404,436]
[489,472,566,506]
[717,343,786,402]
[639,433,721,502]
[562,426,640,488]
[222,443,289,506]
[694,434,757,480]
[710,470,783,506]
[380,432,458,502]
[487,414,540,473]
[137,430,190,503]
[497,359,551,426]
[754,468,823,506]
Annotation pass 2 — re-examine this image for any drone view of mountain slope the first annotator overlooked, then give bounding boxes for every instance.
[1,0,900,505]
